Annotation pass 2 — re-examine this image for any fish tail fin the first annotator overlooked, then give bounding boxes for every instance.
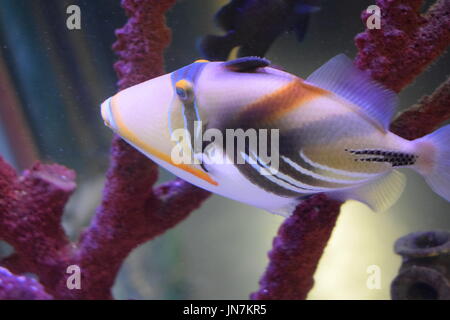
[413,125,450,202]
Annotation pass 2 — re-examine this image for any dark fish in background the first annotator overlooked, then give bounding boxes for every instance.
[199,0,320,60]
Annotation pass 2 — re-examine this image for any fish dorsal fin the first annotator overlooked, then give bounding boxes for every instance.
[223,56,271,72]
[306,54,398,131]
[331,170,406,213]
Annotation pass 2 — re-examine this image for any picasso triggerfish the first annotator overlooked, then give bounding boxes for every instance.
[101,55,450,216]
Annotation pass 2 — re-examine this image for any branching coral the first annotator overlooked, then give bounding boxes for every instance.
[355,0,450,93]
[0,0,449,300]
[0,0,209,300]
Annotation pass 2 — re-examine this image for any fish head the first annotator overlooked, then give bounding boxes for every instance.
[100,71,176,161]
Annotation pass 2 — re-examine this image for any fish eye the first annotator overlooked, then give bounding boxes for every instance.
[175,80,194,101]
[176,87,188,99]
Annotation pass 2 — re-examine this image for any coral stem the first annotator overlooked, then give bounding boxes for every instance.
[391,77,450,140]
[251,195,341,300]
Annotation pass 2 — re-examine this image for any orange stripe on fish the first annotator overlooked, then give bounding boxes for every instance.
[238,78,328,124]
[110,97,219,186]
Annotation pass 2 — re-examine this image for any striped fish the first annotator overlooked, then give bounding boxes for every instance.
[101,55,450,216]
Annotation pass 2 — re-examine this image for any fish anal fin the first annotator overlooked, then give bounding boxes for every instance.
[306,54,398,131]
[268,198,306,217]
[329,170,406,213]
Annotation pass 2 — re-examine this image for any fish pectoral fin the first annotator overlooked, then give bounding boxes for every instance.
[306,54,398,131]
[329,170,406,213]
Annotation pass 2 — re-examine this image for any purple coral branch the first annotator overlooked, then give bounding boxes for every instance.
[0,267,52,300]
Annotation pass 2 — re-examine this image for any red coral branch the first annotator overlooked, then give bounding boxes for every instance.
[390,77,450,139]
[61,0,210,299]
[113,0,175,91]
[355,0,450,92]
[0,159,76,293]
[0,0,210,300]
[252,0,450,300]
[250,195,341,300]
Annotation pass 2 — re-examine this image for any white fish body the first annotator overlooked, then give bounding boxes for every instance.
[101,55,450,216]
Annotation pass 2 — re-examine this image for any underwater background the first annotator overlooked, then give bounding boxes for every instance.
[0,0,448,299]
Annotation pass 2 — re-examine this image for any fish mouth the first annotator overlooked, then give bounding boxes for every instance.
[100,97,117,130]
